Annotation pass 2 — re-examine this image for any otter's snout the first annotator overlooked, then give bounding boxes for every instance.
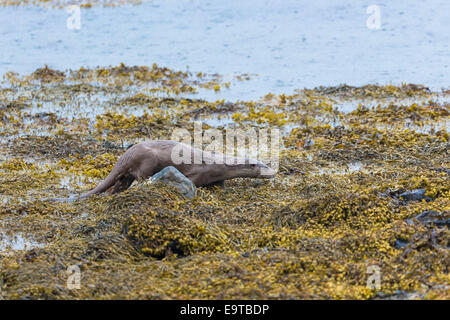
[256,162,277,178]
[259,166,277,178]
[234,158,277,179]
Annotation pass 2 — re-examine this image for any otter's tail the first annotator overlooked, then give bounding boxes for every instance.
[43,148,137,203]
[79,147,136,199]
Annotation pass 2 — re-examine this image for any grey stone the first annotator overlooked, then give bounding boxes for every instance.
[394,239,409,249]
[434,219,450,228]
[150,166,196,199]
[399,189,432,202]
[407,210,449,227]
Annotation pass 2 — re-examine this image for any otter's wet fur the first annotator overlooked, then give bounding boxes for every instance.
[49,140,276,202]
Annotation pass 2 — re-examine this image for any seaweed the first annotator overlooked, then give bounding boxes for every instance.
[0,64,448,299]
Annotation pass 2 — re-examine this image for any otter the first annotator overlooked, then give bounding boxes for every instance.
[50,140,276,202]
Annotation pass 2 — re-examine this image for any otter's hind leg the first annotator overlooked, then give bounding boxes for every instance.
[204,180,225,188]
[110,174,135,194]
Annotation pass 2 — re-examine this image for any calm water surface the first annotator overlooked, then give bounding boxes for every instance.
[0,0,449,101]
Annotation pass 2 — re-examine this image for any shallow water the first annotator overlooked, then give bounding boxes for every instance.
[1,0,449,101]
[0,232,44,252]
[316,161,365,176]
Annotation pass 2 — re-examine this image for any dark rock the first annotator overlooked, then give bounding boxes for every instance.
[394,239,409,249]
[434,219,450,228]
[407,210,450,227]
[398,189,432,202]
[414,210,439,220]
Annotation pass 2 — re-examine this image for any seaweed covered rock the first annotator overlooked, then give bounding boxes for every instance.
[399,189,432,202]
[104,184,227,259]
[407,210,450,227]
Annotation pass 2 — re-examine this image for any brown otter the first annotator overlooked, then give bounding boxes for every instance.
[51,140,276,202]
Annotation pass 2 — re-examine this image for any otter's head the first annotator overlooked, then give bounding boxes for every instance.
[227,159,277,179]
